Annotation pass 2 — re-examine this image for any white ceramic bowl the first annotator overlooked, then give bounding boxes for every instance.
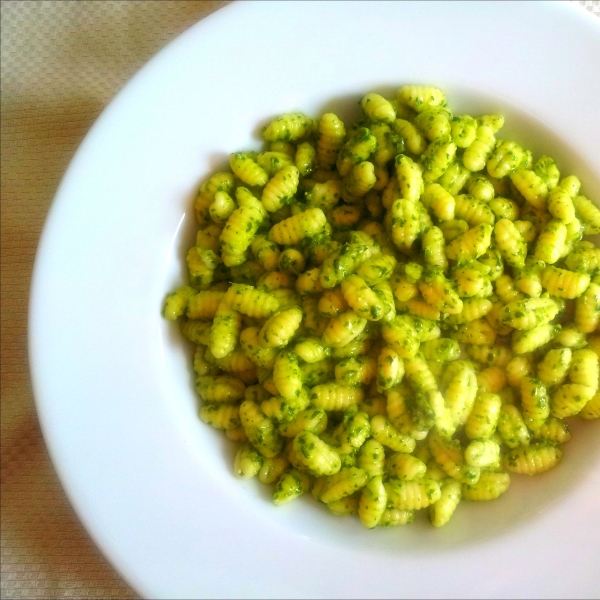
[29,2,600,598]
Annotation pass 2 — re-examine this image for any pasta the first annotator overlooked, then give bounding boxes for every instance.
[164,84,600,530]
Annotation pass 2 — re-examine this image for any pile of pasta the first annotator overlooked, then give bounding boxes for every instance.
[164,84,600,529]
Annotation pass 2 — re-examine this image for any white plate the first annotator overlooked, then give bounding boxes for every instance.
[29,1,600,598]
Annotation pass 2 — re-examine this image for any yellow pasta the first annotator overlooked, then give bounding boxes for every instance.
[165,83,599,530]
[504,444,562,475]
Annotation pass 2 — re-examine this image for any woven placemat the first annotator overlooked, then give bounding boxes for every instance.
[1,1,598,599]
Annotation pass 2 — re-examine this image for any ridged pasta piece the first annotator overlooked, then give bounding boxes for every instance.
[258,456,290,485]
[199,404,241,430]
[579,393,600,420]
[186,290,225,319]
[356,255,397,287]
[446,224,493,264]
[223,284,279,319]
[389,198,421,253]
[259,307,303,348]
[392,119,427,155]
[358,475,387,528]
[278,407,327,438]
[309,383,364,411]
[418,266,463,314]
[499,297,559,331]
[385,477,441,510]
[553,325,587,349]
[343,161,376,198]
[430,479,461,527]
[452,318,497,346]
[181,319,212,346]
[494,219,526,269]
[261,165,300,212]
[239,327,277,369]
[498,405,530,448]
[386,387,429,441]
[428,431,480,484]
[361,93,396,124]
[370,415,416,453]
[320,467,368,503]
[533,155,560,190]
[272,350,303,400]
[414,108,451,142]
[273,469,312,505]
[210,301,242,359]
[421,138,456,182]
[575,282,600,333]
[186,246,216,289]
[422,227,448,273]
[386,453,427,481]
[421,338,460,362]
[319,243,378,289]
[163,286,196,320]
[565,245,600,274]
[520,376,550,431]
[331,411,371,454]
[568,349,599,391]
[356,439,386,479]
[487,140,526,179]
[537,348,572,387]
[269,207,327,245]
[509,169,548,210]
[462,471,510,501]
[381,314,420,359]
[341,275,386,320]
[573,195,600,235]
[465,393,502,440]
[444,363,478,428]
[295,142,316,177]
[463,125,495,172]
[466,173,495,201]
[377,508,415,527]
[335,356,377,387]
[504,443,562,475]
[194,172,235,224]
[229,152,268,187]
[322,310,367,348]
[535,219,567,264]
[316,113,346,170]
[512,323,560,355]
[257,151,294,176]
[220,204,264,258]
[450,115,478,149]
[234,443,264,478]
[421,183,455,221]
[263,113,314,142]
[467,344,512,368]
[292,431,341,476]
[541,266,590,299]
[394,155,424,202]
[547,187,575,222]
[476,367,507,394]
[454,195,495,227]
[398,85,446,113]
[336,127,377,177]
[464,439,501,468]
[451,266,488,299]
[534,417,572,444]
[239,400,283,458]
[490,196,520,221]
[306,180,342,211]
[439,161,471,196]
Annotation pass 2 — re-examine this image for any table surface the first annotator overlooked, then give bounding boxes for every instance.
[1,1,599,598]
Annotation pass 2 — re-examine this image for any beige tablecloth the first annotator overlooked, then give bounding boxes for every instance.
[1,1,599,598]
